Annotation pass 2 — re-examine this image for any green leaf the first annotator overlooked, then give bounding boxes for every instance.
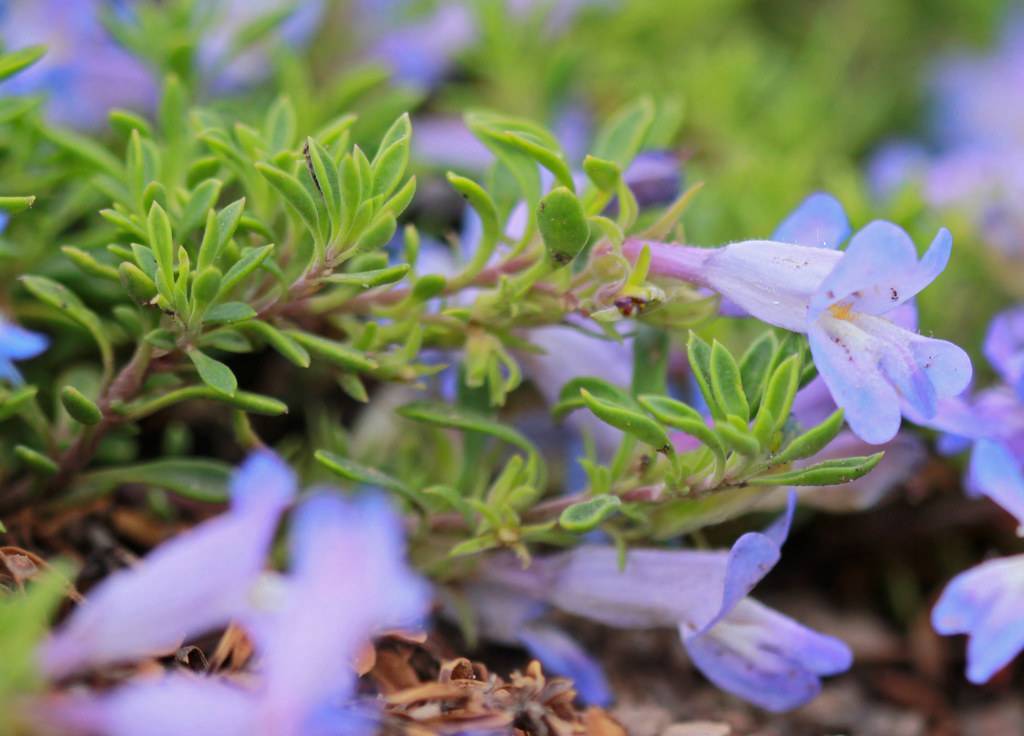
[265,95,297,153]
[202,301,256,325]
[197,198,246,271]
[180,178,223,236]
[773,409,846,464]
[287,330,378,372]
[186,349,237,396]
[553,376,638,419]
[314,450,427,511]
[242,321,310,367]
[580,388,671,451]
[371,134,410,199]
[750,453,884,486]
[591,97,655,168]
[500,131,575,191]
[72,458,233,503]
[353,212,397,253]
[190,266,222,317]
[632,325,669,396]
[0,45,46,81]
[15,445,57,475]
[715,419,760,456]
[255,162,321,241]
[324,263,410,288]
[20,276,114,378]
[739,332,777,412]
[398,400,538,459]
[538,186,589,267]
[754,353,801,438]
[637,394,725,459]
[62,246,119,281]
[0,386,38,422]
[43,126,123,177]
[559,494,622,532]
[60,386,103,425]
[582,155,621,191]
[686,332,722,419]
[218,243,275,297]
[304,137,342,230]
[146,202,176,299]
[710,340,749,422]
[446,172,499,285]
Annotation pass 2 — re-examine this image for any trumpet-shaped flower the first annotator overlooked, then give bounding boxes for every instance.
[933,548,1024,685]
[38,451,297,679]
[41,470,427,736]
[479,493,851,711]
[623,193,972,444]
[0,318,48,384]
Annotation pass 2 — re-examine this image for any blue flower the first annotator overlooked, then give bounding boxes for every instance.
[624,193,972,444]
[40,454,428,735]
[0,0,156,129]
[38,451,297,679]
[0,318,47,384]
[477,492,852,711]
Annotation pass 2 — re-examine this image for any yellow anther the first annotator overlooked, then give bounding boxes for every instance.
[829,303,854,321]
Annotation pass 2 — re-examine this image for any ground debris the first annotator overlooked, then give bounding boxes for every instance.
[379,654,626,735]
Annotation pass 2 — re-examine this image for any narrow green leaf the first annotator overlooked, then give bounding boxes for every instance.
[739,332,777,412]
[314,450,426,510]
[73,458,233,503]
[324,263,410,288]
[580,388,671,451]
[242,321,311,367]
[710,340,749,421]
[15,445,57,475]
[750,453,884,486]
[255,162,321,240]
[0,45,46,81]
[591,97,655,168]
[773,409,846,464]
[559,495,622,532]
[60,386,102,425]
[687,332,722,419]
[287,330,377,372]
[186,349,237,396]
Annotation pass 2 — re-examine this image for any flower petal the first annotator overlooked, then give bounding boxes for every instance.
[701,241,842,332]
[39,674,257,736]
[808,319,902,444]
[682,598,852,712]
[259,493,429,717]
[968,439,1024,526]
[984,306,1024,396]
[0,320,49,360]
[810,221,932,318]
[932,554,1024,684]
[481,498,794,634]
[772,193,850,250]
[519,624,613,706]
[39,453,295,679]
[622,151,682,209]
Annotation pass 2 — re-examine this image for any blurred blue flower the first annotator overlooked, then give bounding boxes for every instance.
[0,317,47,384]
[867,14,1024,258]
[478,492,852,711]
[198,0,326,91]
[933,551,1024,685]
[41,456,428,735]
[932,439,1024,684]
[38,451,297,679]
[364,3,476,89]
[625,193,972,444]
[0,0,156,128]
